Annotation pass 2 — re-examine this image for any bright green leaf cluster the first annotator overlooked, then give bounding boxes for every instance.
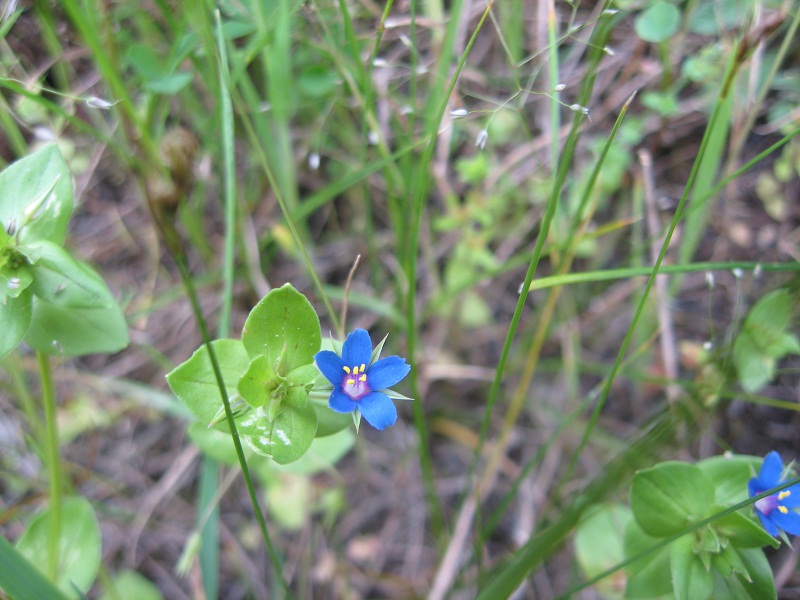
[0,145,129,359]
[576,455,780,600]
[167,284,351,465]
[625,456,777,600]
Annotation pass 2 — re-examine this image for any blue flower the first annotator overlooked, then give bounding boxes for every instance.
[314,329,410,430]
[748,451,800,537]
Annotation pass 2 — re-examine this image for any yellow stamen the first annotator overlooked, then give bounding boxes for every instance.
[353,366,360,375]
[347,378,355,385]
[779,491,791,501]
[779,506,789,514]
[343,366,351,374]
[360,363,366,372]
[359,374,367,382]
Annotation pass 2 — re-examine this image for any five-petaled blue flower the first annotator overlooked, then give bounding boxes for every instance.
[314,329,410,430]
[748,451,800,538]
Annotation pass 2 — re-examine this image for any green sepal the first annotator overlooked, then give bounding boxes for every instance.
[670,534,714,600]
[711,505,779,549]
[207,395,251,429]
[238,354,280,409]
[383,388,414,401]
[370,333,389,364]
[712,543,751,581]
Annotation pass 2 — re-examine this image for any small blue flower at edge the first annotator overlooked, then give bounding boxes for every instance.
[748,451,800,538]
[314,329,411,430]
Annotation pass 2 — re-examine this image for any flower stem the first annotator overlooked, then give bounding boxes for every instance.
[38,350,62,581]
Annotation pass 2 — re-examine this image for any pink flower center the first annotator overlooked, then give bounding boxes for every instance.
[342,364,370,400]
[755,490,792,516]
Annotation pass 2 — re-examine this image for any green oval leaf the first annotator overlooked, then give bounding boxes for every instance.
[16,497,101,598]
[734,289,800,392]
[241,284,321,373]
[239,403,317,464]
[100,570,163,600]
[0,144,73,246]
[697,454,760,506]
[575,504,631,598]
[24,298,129,356]
[631,462,714,537]
[623,519,673,597]
[0,288,31,360]
[166,338,250,427]
[635,1,681,43]
[23,241,119,308]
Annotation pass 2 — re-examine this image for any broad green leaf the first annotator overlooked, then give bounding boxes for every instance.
[24,298,129,356]
[697,454,760,505]
[16,497,101,598]
[239,403,317,464]
[241,284,321,373]
[743,289,794,346]
[574,504,631,599]
[670,535,713,600]
[631,462,714,537]
[0,535,71,600]
[623,520,673,598]
[0,262,33,298]
[99,570,163,600]
[733,289,800,392]
[166,339,250,427]
[0,289,31,360]
[732,348,774,393]
[635,2,680,43]
[0,144,73,246]
[23,241,118,308]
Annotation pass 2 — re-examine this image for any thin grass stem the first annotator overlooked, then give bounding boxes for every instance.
[38,350,61,581]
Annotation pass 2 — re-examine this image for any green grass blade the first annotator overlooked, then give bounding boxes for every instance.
[0,535,71,600]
